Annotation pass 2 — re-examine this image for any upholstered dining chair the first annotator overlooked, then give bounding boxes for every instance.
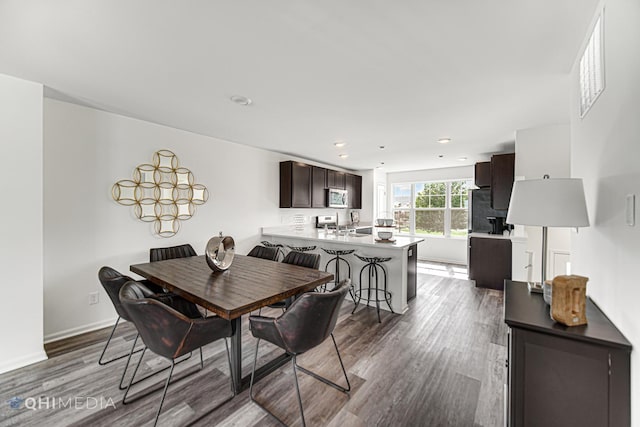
[97,266,143,368]
[282,250,321,270]
[249,279,351,427]
[119,281,234,427]
[149,243,197,262]
[98,266,202,390]
[247,245,279,261]
[261,251,322,313]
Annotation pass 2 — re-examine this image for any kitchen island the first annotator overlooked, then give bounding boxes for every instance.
[261,226,424,314]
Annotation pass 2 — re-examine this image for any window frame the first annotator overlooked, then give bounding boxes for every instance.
[391,179,470,239]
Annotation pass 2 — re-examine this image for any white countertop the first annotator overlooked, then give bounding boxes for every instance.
[262,226,423,249]
[469,232,512,240]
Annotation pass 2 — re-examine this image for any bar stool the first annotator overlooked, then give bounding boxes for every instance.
[286,244,316,253]
[321,248,355,298]
[352,254,394,323]
[260,240,285,261]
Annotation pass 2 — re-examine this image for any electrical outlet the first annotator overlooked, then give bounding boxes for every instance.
[89,292,99,305]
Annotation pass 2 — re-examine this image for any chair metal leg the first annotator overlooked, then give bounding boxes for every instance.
[291,355,307,427]
[119,333,140,390]
[250,339,292,426]
[152,360,176,427]
[250,336,350,427]
[122,346,147,404]
[295,334,351,393]
[98,317,144,366]
[119,334,192,391]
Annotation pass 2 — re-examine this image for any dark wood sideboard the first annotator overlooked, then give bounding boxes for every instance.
[504,280,631,427]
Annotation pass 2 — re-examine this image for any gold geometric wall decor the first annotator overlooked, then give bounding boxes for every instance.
[112,149,209,237]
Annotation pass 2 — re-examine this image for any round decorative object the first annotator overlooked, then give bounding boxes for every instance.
[205,232,235,272]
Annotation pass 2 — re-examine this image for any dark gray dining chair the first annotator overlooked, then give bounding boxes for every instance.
[249,279,351,427]
[149,243,197,262]
[98,266,203,390]
[262,251,322,313]
[247,245,279,261]
[120,281,234,427]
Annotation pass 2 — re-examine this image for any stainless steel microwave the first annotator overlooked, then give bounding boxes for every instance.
[328,188,348,208]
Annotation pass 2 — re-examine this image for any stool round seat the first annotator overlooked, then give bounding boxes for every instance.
[261,240,284,249]
[321,248,356,296]
[352,254,394,323]
[286,245,316,252]
[322,248,355,256]
[353,254,392,264]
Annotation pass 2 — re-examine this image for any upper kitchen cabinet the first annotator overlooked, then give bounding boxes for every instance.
[346,173,362,209]
[474,161,491,188]
[280,161,312,208]
[327,170,346,189]
[490,153,515,210]
[280,160,362,209]
[311,166,327,208]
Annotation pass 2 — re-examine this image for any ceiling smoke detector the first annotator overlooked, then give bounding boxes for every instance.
[334,141,346,147]
[230,95,252,106]
[339,154,349,159]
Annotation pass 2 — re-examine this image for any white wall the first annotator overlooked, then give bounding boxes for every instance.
[513,125,572,282]
[570,1,640,424]
[0,74,47,373]
[43,99,371,341]
[387,165,473,264]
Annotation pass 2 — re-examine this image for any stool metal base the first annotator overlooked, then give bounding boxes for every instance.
[352,255,394,322]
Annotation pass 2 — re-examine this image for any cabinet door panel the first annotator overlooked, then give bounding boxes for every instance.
[490,153,515,210]
[312,166,327,208]
[291,163,312,207]
[512,329,609,427]
[468,237,511,290]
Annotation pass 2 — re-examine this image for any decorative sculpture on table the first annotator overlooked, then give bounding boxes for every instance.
[111,149,208,237]
[205,232,235,271]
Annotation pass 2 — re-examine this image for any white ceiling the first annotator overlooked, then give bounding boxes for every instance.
[0,0,599,172]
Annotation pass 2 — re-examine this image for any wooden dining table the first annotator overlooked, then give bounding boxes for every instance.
[130,254,333,393]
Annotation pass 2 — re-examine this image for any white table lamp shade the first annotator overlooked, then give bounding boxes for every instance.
[507,178,590,227]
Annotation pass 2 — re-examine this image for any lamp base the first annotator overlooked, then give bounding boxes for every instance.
[527,281,543,293]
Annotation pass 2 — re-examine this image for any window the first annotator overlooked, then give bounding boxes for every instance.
[392,180,469,238]
[579,12,604,118]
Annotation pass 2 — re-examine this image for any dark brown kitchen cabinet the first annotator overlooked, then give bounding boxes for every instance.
[407,244,417,301]
[280,160,361,208]
[468,236,511,290]
[346,173,362,209]
[490,153,515,210]
[504,281,631,427]
[280,161,312,208]
[474,161,491,188]
[311,166,327,208]
[327,170,346,189]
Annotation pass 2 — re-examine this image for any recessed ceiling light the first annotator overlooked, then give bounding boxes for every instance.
[334,141,346,147]
[339,154,349,159]
[230,95,252,106]
[458,157,467,161]
[437,138,451,144]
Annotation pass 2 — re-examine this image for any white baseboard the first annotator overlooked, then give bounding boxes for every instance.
[44,317,118,344]
[0,350,48,375]
[418,257,467,266]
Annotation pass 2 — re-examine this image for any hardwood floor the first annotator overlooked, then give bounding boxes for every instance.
[1,268,507,427]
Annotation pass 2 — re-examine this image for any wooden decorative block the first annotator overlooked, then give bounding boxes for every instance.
[550,275,589,326]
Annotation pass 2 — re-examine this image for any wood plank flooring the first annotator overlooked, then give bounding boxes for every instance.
[0,268,507,427]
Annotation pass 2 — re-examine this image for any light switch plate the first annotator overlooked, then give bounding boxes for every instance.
[626,194,635,226]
